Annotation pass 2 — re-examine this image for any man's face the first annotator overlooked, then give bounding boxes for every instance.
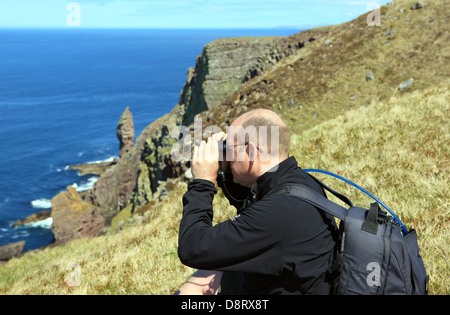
[225,132,254,187]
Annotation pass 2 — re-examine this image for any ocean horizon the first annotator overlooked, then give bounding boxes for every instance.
[0,28,301,251]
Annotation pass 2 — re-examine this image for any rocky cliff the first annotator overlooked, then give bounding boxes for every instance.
[51,186,105,245]
[48,34,308,243]
[76,33,315,231]
[178,34,317,126]
[51,0,449,245]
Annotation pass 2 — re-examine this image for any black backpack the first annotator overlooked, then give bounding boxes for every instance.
[269,169,429,295]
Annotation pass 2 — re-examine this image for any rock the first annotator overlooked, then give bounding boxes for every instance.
[286,99,295,107]
[398,78,414,90]
[384,30,396,37]
[84,109,144,221]
[116,107,135,158]
[86,151,140,222]
[86,115,178,219]
[0,241,25,261]
[411,2,424,10]
[51,186,105,245]
[179,36,310,126]
[69,158,118,176]
[322,39,332,46]
[366,72,375,81]
[12,209,51,228]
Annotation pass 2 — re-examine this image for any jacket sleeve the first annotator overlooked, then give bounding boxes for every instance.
[178,179,283,275]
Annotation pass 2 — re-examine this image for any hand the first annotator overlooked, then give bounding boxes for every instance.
[192,136,220,183]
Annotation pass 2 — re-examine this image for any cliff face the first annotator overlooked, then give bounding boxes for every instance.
[85,112,176,223]
[81,34,312,228]
[51,186,105,245]
[177,35,317,126]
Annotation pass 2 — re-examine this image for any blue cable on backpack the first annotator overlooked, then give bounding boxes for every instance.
[303,169,409,235]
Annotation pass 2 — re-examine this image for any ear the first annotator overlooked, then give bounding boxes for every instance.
[247,142,259,162]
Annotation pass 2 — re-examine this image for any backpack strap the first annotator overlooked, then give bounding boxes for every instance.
[304,173,354,208]
[267,184,349,221]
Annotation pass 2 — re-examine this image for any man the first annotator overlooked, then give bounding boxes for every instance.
[177,109,337,295]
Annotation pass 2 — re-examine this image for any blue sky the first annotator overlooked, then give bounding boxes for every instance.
[0,0,391,29]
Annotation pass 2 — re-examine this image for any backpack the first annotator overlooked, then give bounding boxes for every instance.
[269,169,429,295]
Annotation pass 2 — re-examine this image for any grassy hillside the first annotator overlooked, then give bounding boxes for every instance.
[203,0,449,137]
[0,84,448,294]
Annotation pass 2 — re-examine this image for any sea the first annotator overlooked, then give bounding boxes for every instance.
[0,28,300,252]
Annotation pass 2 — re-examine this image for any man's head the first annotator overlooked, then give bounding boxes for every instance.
[226,109,291,187]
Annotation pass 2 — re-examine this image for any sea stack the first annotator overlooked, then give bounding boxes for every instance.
[116,107,135,158]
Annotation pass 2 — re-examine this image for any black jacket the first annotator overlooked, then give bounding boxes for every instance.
[178,156,337,295]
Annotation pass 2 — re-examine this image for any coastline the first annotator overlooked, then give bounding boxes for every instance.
[0,28,300,254]
[0,156,120,256]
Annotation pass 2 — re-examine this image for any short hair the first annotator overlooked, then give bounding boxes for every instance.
[239,110,291,158]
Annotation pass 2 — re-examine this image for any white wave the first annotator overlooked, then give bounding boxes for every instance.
[31,198,52,209]
[61,156,118,174]
[85,156,118,165]
[19,217,53,229]
[73,176,99,192]
[57,165,70,172]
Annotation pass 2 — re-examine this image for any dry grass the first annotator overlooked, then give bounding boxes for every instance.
[0,84,447,295]
[205,0,449,138]
[291,84,449,294]
[0,180,233,295]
